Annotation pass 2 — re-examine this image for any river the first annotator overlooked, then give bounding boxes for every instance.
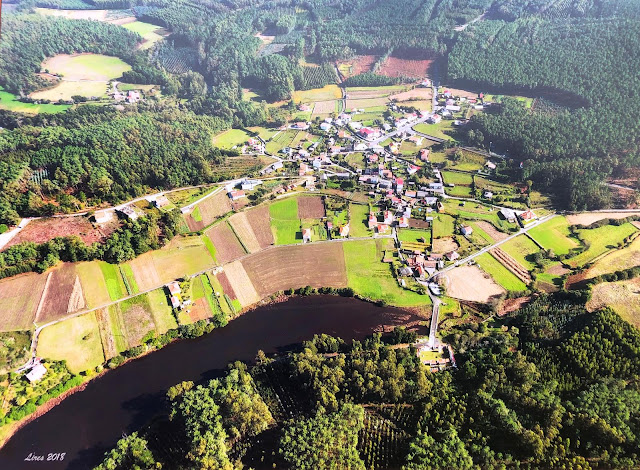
[0,296,423,469]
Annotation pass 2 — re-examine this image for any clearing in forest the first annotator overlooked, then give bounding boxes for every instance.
[378,57,433,78]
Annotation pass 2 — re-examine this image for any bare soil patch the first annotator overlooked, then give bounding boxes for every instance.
[312,100,336,115]
[498,296,532,316]
[229,213,262,253]
[3,216,118,251]
[442,265,505,302]
[188,300,212,323]
[443,88,479,99]
[128,254,161,292]
[37,263,79,324]
[338,55,377,78]
[223,261,261,307]
[246,206,275,248]
[206,223,246,264]
[587,278,640,329]
[475,221,508,241]
[67,275,86,314]
[185,192,232,231]
[0,272,48,330]
[297,196,326,219]
[242,244,347,297]
[408,218,431,229]
[432,237,459,254]
[565,271,587,290]
[346,89,390,99]
[378,57,433,79]
[546,264,571,276]
[566,211,640,226]
[390,87,432,102]
[216,272,238,300]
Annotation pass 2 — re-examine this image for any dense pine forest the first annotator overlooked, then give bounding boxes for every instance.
[94,294,640,469]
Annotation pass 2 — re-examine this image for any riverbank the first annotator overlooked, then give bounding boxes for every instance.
[0,295,426,466]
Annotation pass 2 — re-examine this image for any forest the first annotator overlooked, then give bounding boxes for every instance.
[94,294,640,469]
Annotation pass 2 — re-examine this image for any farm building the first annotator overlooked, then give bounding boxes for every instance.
[483,191,493,199]
[302,228,312,243]
[419,149,430,161]
[500,208,517,223]
[118,205,139,220]
[339,224,350,237]
[25,360,47,383]
[167,281,181,296]
[368,213,377,229]
[292,122,309,130]
[377,224,390,234]
[228,190,246,201]
[486,161,497,170]
[241,179,262,191]
[428,114,442,124]
[170,295,181,309]
[519,210,537,221]
[397,217,409,228]
[445,251,460,261]
[320,122,332,132]
[94,210,113,224]
[460,226,473,236]
[154,195,171,208]
[127,90,141,104]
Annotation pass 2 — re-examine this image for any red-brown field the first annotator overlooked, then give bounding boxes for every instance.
[217,272,238,300]
[37,263,85,324]
[3,216,119,251]
[378,57,434,79]
[188,299,212,323]
[337,55,377,78]
[184,192,232,231]
[0,272,48,330]
[242,244,348,297]
[206,223,246,264]
[297,196,326,219]
[246,206,275,248]
[390,87,433,102]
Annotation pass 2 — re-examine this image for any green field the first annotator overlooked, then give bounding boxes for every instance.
[293,85,342,103]
[48,54,131,80]
[148,289,178,334]
[413,121,454,140]
[270,198,301,245]
[344,240,430,307]
[527,217,578,255]
[398,228,432,244]
[122,20,161,36]
[202,235,217,262]
[568,223,638,268]
[476,253,528,292]
[99,262,127,301]
[433,213,456,238]
[446,186,473,198]
[442,171,473,186]
[500,235,540,271]
[265,129,298,154]
[77,261,111,307]
[119,264,140,295]
[208,274,233,316]
[448,151,486,172]
[214,129,252,149]
[38,312,105,374]
[349,204,372,237]
[0,87,69,114]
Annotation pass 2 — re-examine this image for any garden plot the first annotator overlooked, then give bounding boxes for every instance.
[270,198,302,245]
[312,100,337,115]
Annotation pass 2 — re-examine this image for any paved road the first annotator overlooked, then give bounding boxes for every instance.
[428,295,440,348]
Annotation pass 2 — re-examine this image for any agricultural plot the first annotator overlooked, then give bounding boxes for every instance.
[0,87,69,114]
[37,312,104,374]
[413,121,454,140]
[349,204,372,237]
[476,253,528,292]
[76,261,111,308]
[188,276,214,323]
[213,129,252,150]
[118,295,156,347]
[206,222,247,264]
[3,216,117,250]
[265,130,298,154]
[147,289,178,333]
[228,212,262,253]
[128,237,216,291]
[490,248,532,284]
[389,87,432,102]
[270,198,302,245]
[566,211,640,226]
[99,262,127,301]
[346,97,389,110]
[443,265,505,302]
[293,85,342,103]
[344,240,429,307]
[527,217,578,255]
[246,206,275,248]
[184,191,232,231]
[469,221,503,243]
[378,57,433,78]
[297,196,326,219]
[210,155,266,181]
[0,272,48,331]
[31,54,131,100]
[37,264,86,324]
[443,200,514,232]
[588,278,640,329]
[447,151,486,172]
[442,171,473,186]
[432,213,456,239]
[567,223,638,268]
[243,244,347,297]
[208,274,234,317]
[222,261,261,307]
[398,228,431,251]
[500,235,540,271]
[312,100,337,115]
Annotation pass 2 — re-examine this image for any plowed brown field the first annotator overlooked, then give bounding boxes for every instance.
[206,223,246,264]
[37,263,83,323]
[246,206,275,248]
[242,243,347,297]
[378,57,433,78]
[0,272,48,330]
[298,196,326,219]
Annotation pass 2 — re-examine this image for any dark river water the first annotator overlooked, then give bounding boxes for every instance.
[0,296,422,469]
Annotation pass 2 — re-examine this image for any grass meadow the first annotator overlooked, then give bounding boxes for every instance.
[476,253,528,292]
